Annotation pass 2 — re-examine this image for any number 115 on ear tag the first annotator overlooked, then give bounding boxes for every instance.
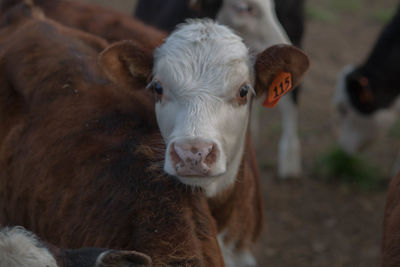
[262,71,292,108]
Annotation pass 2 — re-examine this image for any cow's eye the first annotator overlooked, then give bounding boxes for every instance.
[152,81,163,95]
[239,84,249,98]
[235,84,252,105]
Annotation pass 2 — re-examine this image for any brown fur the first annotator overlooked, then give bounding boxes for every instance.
[0,0,166,48]
[382,173,400,267]
[208,133,264,251]
[0,6,223,266]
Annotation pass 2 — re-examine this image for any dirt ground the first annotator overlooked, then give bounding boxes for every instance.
[83,1,399,266]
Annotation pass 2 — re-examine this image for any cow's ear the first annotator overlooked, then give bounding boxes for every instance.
[254,44,309,107]
[97,250,152,267]
[99,40,153,89]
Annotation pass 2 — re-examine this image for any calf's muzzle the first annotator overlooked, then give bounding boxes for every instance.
[170,139,218,176]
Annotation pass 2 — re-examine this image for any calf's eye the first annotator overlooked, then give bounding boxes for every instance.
[235,84,252,106]
[152,81,163,95]
[239,84,249,97]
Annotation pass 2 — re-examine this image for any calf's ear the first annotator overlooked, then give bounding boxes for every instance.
[254,44,310,107]
[97,250,152,267]
[98,40,153,89]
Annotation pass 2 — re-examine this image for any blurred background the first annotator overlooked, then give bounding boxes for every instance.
[82,0,399,266]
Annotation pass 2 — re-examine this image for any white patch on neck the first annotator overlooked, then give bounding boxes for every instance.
[217,230,257,267]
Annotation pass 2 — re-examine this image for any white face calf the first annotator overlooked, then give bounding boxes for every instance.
[333,65,398,154]
[99,20,309,196]
[152,21,252,195]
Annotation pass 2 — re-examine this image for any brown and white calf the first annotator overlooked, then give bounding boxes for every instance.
[0,4,224,266]
[134,0,306,179]
[8,0,304,179]
[0,226,151,267]
[103,19,309,266]
[7,1,310,264]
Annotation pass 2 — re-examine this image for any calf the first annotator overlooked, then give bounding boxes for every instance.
[1,1,309,265]
[134,0,306,178]
[0,226,151,267]
[333,6,400,154]
[102,19,309,266]
[0,4,224,266]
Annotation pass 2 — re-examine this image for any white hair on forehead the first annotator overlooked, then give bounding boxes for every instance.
[153,19,251,99]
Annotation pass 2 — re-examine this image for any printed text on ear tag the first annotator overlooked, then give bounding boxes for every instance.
[263,71,292,107]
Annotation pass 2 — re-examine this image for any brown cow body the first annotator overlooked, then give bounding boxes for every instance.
[0,5,223,266]
[383,173,400,267]
[0,0,166,47]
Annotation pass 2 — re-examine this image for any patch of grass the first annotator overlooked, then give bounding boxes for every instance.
[372,8,396,24]
[313,145,385,191]
[389,119,400,139]
[306,4,336,23]
[260,160,275,171]
[330,0,362,11]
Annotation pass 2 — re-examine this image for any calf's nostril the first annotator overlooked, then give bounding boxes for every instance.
[171,141,217,176]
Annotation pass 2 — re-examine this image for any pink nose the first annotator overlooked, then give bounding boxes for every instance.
[170,140,217,176]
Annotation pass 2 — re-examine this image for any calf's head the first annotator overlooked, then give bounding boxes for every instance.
[100,20,309,195]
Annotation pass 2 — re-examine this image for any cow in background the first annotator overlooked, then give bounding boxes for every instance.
[333,5,400,154]
[134,0,306,179]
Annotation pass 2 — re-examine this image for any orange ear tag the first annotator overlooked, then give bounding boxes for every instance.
[262,71,292,108]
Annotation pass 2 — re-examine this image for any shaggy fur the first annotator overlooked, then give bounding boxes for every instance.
[0,4,223,266]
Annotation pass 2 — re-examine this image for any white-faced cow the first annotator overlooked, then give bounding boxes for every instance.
[134,0,306,179]
[0,2,309,266]
[333,6,400,154]
[24,0,309,264]
[0,3,224,266]
[103,19,309,265]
